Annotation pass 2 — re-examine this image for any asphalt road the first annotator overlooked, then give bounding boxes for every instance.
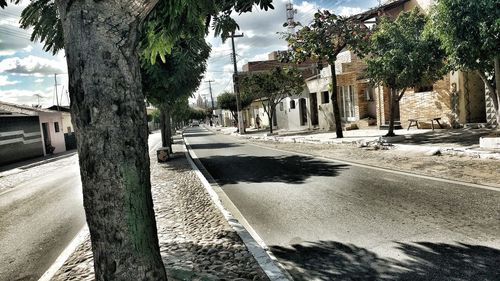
[185,127,500,281]
[0,132,162,281]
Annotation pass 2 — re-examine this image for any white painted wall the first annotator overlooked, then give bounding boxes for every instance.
[61,112,74,133]
[39,112,66,154]
[306,75,336,131]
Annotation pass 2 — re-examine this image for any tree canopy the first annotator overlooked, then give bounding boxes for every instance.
[217,91,253,122]
[363,9,447,136]
[283,10,367,138]
[429,0,500,125]
[240,67,303,133]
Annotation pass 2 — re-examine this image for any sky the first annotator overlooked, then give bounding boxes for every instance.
[0,0,379,108]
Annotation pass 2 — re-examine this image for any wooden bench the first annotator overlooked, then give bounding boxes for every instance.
[429,117,443,130]
[407,118,443,131]
[407,119,419,130]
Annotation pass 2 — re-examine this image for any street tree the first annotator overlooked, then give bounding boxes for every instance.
[430,0,500,127]
[283,10,367,138]
[363,9,447,136]
[217,91,253,125]
[240,67,304,134]
[142,36,210,152]
[2,0,274,280]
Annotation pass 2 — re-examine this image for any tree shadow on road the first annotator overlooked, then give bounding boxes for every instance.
[200,154,349,185]
[188,142,241,150]
[271,240,500,281]
[183,132,214,138]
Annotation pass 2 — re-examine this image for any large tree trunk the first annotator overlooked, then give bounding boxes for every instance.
[57,1,167,280]
[165,105,173,152]
[160,106,168,147]
[330,64,343,138]
[268,108,273,134]
[494,57,500,127]
[386,88,398,137]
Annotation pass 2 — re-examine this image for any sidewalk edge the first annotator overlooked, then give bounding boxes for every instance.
[37,226,88,281]
[183,131,293,281]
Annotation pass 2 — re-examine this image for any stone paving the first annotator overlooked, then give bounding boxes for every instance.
[50,141,269,281]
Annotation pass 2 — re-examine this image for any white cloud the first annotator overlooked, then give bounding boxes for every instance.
[34,78,44,83]
[0,55,66,75]
[0,89,53,107]
[23,45,34,53]
[0,75,20,86]
[336,6,365,16]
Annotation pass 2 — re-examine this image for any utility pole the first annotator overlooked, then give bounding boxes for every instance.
[227,31,245,134]
[54,73,60,111]
[205,80,216,126]
[205,80,215,112]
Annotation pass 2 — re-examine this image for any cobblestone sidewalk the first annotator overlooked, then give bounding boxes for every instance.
[50,142,269,281]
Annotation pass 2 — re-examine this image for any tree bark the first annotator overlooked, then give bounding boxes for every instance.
[268,107,274,134]
[330,64,343,138]
[165,105,173,152]
[160,106,167,147]
[494,57,500,127]
[56,1,167,280]
[386,88,398,137]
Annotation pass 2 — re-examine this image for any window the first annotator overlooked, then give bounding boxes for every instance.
[54,122,60,132]
[415,84,433,93]
[290,100,296,109]
[279,102,284,111]
[322,91,330,104]
[338,85,356,121]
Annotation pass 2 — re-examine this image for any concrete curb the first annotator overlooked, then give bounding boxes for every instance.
[183,131,293,281]
[37,226,88,281]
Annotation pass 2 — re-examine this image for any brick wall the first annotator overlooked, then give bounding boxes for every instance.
[399,74,452,128]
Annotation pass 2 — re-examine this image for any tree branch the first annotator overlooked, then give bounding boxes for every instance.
[476,70,496,95]
[398,88,407,101]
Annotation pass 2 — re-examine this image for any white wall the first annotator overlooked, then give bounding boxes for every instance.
[61,112,74,133]
[39,112,66,154]
[306,75,336,131]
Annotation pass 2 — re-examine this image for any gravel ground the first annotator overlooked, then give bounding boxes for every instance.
[252,140,500,188]
[50,141,269,281]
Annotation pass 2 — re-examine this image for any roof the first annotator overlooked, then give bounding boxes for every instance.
[349,0,410,22]
[47,105,71,112]
[0,101,59,116]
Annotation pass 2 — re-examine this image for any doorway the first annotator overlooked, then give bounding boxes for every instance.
[299,98,307,126]
[41,122,51,154]
[310,93,319,126]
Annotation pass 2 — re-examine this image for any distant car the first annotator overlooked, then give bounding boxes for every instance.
[191,120,200,127]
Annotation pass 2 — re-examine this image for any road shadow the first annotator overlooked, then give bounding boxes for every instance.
[271,240,500,281]
[200,154,349,185]
[188,142,240,150]
[183,132,215,138]
[402,128,492,146]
